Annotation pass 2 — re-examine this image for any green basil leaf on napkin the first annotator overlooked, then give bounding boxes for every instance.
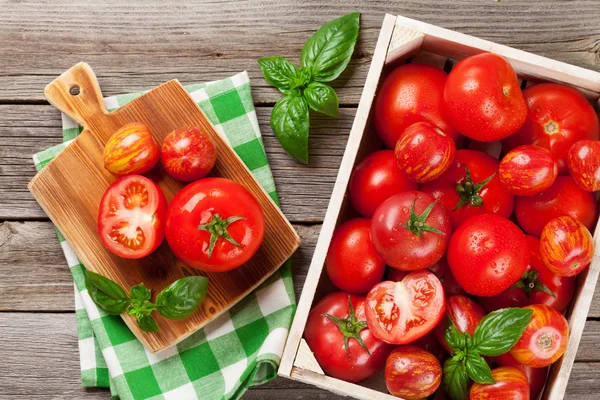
[84,270,131,315]
[137,314,159,333]
[270,95,310,163]
[257,56,302,91]
[304,82,339,117]
[156,276,209,320]
[472,307,533,356]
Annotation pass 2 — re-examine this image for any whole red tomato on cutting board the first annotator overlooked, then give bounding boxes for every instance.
[103,122,160,175]
[443,53,527,142]
[503,83,600,174]
[373,63,458,149]
[470,366,529,400]
[349,150,417,218]
[434,295,485,353]
[364,270,446,344]
[161,126,217,181]
[420,150,514,229]
[498,145,558,196]
[97,175,166,259]
[493,351,548,399]
[165,177,265,272]
[371,191,451,271]
[568,139,600,192]
[385,346,442,400]
[304,292,394,383]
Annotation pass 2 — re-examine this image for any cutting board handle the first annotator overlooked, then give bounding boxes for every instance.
[44,62,108,128]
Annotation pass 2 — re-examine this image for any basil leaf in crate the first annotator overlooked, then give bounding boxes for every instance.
[257,57,302,91]
[443,357,470,400]
[138,314,159,333]
[270,95,310,163]
[443,317,466,354]
[156,276,209,320]
[304,82,339,117]
[472,307,533,356]
[465,352,495,384]
[84,270,131,315]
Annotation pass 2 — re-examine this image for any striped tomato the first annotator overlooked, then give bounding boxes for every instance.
[499,145,557,196]
[103,122,160,175]
[161,126,217,181]
[470,366,529,400]
[385,346,442,400]
[568,139,600,192]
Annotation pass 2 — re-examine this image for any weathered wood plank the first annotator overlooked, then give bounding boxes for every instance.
[1,1,600,103]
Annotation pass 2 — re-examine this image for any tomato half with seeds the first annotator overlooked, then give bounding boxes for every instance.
[161,126,217,181]
[510,304,569,368]
[434,295,485,353]
[499,145,558,196]
[385,346,442,400]
[103,122,160,175]
[364,270,446,344]
[97,175,166,259]
[470,366,529,400]
[568,139,600,192]
[493,351,548,399]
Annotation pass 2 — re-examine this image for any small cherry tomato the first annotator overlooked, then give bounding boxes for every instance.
[540,216,595,277]
[364,271,446,344]
[97,175,166,259]
[385,346,442,399]
[304,293,394,383]
[371,191,451,271]
[374,64,458,149]
[326,218,386,294]
[493,351,548,399]
[568,139,600,192]
[447,214,529,297]
[478,288,530,314]
[103,122,160,175]
[349,150,417,218]
[394,122,456,183]
[503,83,600,174]
[499,145,558,196]
[443,53,527,142]
[510,304,569,368]
[161,126,217,181]
[470,366,529,400]
[434,295,485,353]
[515,176,598,237]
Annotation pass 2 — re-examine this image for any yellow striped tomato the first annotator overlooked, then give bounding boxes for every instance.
[103,122,160,175]
[385,346,442,399]
[470,366,529,400]
[540,216,594,277]
[499,145,557,196]
[568,139,600,192]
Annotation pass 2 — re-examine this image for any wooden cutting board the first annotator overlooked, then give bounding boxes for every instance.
[28,63,301,352]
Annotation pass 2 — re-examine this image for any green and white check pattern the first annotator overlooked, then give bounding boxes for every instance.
[33,72,296,400]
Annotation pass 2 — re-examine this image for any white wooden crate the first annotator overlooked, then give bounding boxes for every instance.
[279,14,600,400]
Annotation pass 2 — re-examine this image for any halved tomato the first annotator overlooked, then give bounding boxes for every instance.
[97,175,166,259]
[364,270,445,344]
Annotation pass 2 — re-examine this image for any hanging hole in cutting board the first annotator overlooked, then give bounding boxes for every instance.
[69,85,80,96]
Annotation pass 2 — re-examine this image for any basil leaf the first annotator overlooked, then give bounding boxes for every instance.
[465,352,495,384]
[156,276,209,320]
[304,82,339,117]
[84,270,130,315]
[473,307,533,356]
[258,57,301,91]
[443,357,470,400]
[443,317,466,354]
[300,12,360,82]
[137,314,159,333]
[270,95,310,163]
[130,283,151,302]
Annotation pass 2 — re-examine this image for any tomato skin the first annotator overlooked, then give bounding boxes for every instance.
[165,178,265,272]
[493,351,548,399]
[385,346,442,399]
[394,122,456,183]
[304,292,394,383]
[412,331,448,363]
[499,145,558,196]
[389,259,467,297]
[420,150,514,229]
[103,122,160,175]
[478,288,530,314]
[364,271,446,344]
[540,216,595,277]
[510,304,569,368]
[161,126,217,181]
[515,176,597,237]
[470,366,529,400]
[443,53,527,142]
[371,191,451,271]
[326,219,386,294]
[97,175,166,259]
[568,139,600,192]
[374,64,458,149]
[503,83,600,174]
[349,150,417,218]
[434,295,485,353]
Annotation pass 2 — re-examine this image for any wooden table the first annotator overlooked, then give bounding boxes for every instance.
[1,1,599,398]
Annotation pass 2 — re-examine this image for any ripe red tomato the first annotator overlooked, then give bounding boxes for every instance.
[161,126,217,181]
[412,331,448,363]
[349,150,417,217]
[373,64,458,149]
[103,122,160,175]
[371,191,451,271]
[165,178,265,272]
[499,145,558,195]
[434,295,485,353]
[503,83,600,174]
[364,270,446,344]
[420,150,514,229]
[304,292,394,382]
[568,139,600,192]
[443,53,527,142]
[510,304,569,368]
[540,216,595,277]
[97,175,166,259]
[385,346,442,399]
[493,351,548,399]
[394,122,456,183]
[470,366,529,400]
[389,259,467,297]
[478,288,530,314]
[515,176,598,237]
[447,214,529,297]
[326,218,386,294]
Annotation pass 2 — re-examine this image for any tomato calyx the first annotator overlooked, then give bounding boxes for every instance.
[323,296,371,357]
[453,166,496,211]
[197,214,246,258]
[401,198,445,236]
[510,270,556,298]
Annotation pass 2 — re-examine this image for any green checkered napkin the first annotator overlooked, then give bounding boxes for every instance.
[33,72,296,400]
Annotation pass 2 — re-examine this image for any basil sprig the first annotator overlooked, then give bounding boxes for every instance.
[258,12,360,163]
[84,270,208,333]
[442,307,533,399]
